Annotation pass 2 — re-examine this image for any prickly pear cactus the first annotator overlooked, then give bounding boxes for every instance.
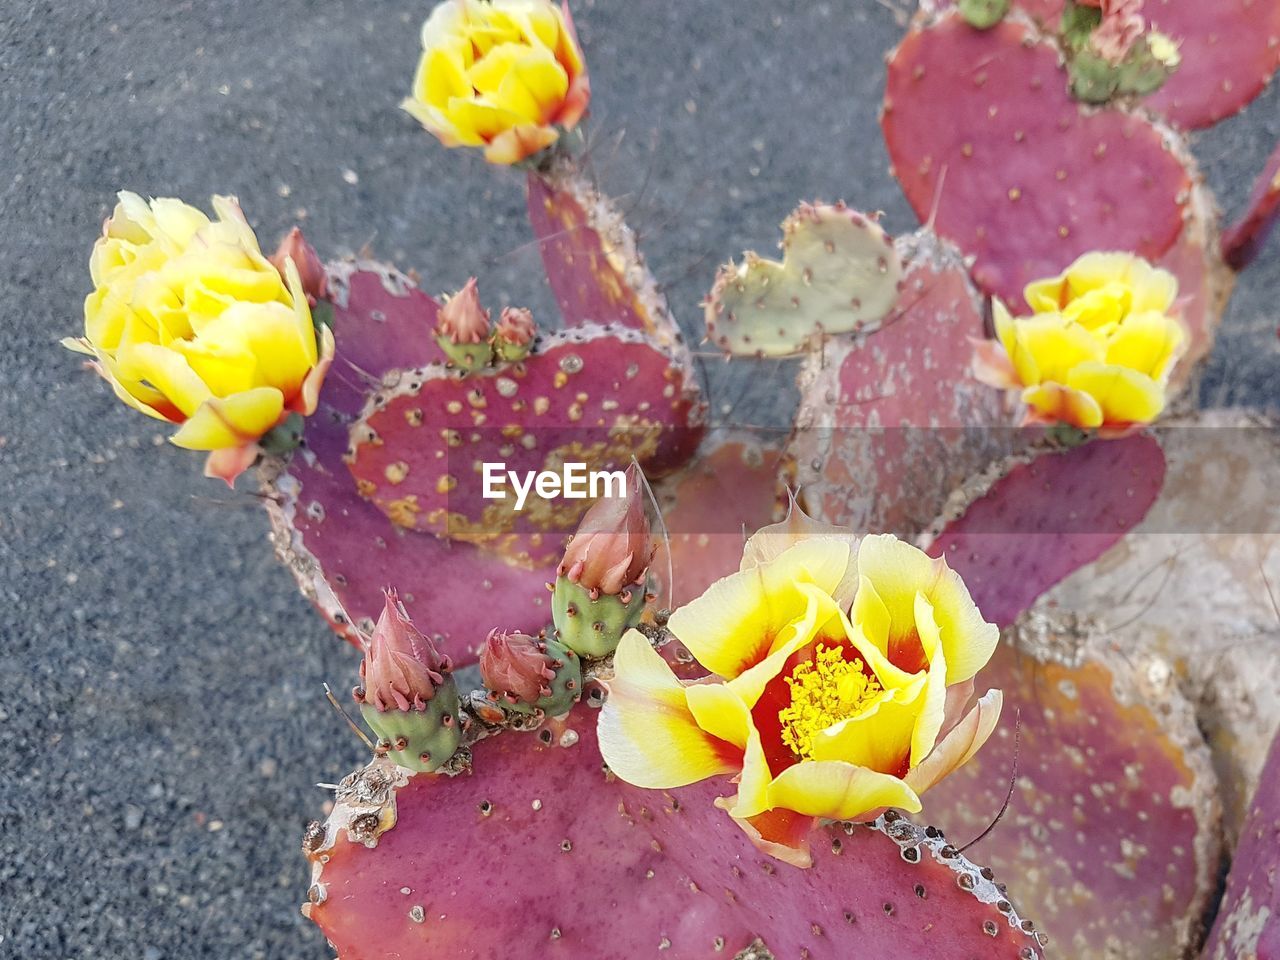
[1223,139,1280,271]
[925,619,1222,960]
[705,202,903,358]
[343,322,702,559]
[652,431,793,609]
[526,159,680,348]
[791,227,1017,536]
[1202,728,1280,960]
[303,712,1047,960]
[881,7,1230,375]
[263,264,555,650]
[262,262,703,659]
[927,432,1168,628]
[1030,411,1280,841]
[977,0,1280,129]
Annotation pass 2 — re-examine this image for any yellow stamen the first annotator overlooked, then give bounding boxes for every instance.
[779,644,883,761]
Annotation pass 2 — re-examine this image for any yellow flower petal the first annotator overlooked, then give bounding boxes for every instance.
[92,351,185,423]
[685,682,751,751]
[1011,314,1105,385]
[668,539,853,680]
[1023,274,1065,314]
[905,689,1003,797]
[1066,362,1165,426]
[853,535,999,685]
[482,123,560,164]
[739,496,860,604]
[850,574,891,650]
[909,593,948,765]
[764,760,921,821]
[686,687,773,821]
[597,631,741,789]
[1021,381,1105,429]
[417,43,473,111]
[1106,311,1185,381]
[1061,284,1129,330]
[723,583,839,707]
[116,342,211,418]
[169,387,284,450]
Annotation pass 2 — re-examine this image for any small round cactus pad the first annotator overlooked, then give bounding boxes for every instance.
[882,9,1195,307]
[303,712,1046,959]
[704,202,904,358]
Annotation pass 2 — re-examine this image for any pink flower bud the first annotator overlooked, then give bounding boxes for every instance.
[1091,0,1145,63]
[479,630,558,705]
[495,306,536,346]
[269,226,327,305]
[437,278,491,345]
[558,463,653,596]
[357,590,451,711]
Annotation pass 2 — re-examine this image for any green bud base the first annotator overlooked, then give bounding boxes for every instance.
[494,339,532,363]
[958,0,1009,30]
[434,334,493,374]
[551,576,646,659]
[360,679,463,773]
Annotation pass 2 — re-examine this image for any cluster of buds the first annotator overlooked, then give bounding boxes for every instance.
[435,278,536,371]
[1060,0,1181,102]
[551,464,655,658]
[353,590,462,773]
[476,628,581,720]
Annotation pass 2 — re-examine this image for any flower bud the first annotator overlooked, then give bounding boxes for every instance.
[435,278,493,371]
[480,629,582,717]
[402,0,590,165]
[1090,0,1144,64]
[269,226,328,305]
[480,630,556,705]
[551,465,653,659]
[354,591,463,773]
[558,463,653,597]
[494,306,536,362]
[63,192,335,486]
[356,590,451,712]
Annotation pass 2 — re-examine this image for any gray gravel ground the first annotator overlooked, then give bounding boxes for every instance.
[1,1,1277,956]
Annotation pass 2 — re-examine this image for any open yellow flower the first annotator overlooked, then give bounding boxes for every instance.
[597,512,1002,867]
[402,0,590,165]
[973,251,1186,433]
[63,192,335,484]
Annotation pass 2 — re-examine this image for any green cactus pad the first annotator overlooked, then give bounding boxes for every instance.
[705,201,904,358]
[551,576,646,659]
[360,678,463,773]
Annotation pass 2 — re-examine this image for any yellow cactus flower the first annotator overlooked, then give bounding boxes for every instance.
[597,510,1002,867]
[63,192,335,485]
[402,0,590,165]
[973,251,1186,433]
